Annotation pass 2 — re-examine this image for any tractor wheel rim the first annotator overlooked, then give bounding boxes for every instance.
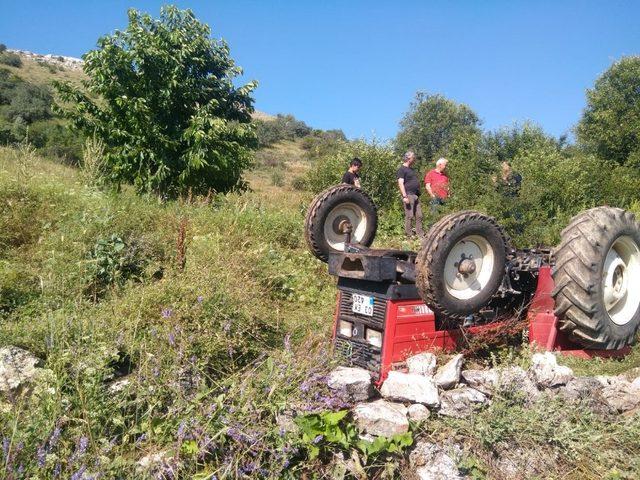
[324,202,368,250]
[444,235,495,300]
[603,235,640,326]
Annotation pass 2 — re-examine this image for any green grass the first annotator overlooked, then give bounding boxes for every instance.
[1,144,639,479]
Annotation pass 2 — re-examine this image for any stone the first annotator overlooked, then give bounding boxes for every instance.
[601,379,640,413]
[407,403,431,422]
[497,366,540,401]
[380,371,440,407]
[327,367,374,402]
[353,399,409,437]
[461,369,498,396]
[406,353,437,376]
[0,346,41,394]
[409,442,463,480]
[438,387,489,418]
[434,354,463,390]
[632,377,640,390]
[530,352,574,388]
[137,450,171,472]
[557,376,609,413]
[107,377,131,394]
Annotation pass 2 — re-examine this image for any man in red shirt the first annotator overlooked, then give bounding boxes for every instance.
[424,158,449,213]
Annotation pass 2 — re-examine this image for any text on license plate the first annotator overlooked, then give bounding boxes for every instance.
[352,293,374,316]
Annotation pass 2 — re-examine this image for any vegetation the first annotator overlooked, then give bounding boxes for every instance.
[577,56,640,167]
[55,6,257,196]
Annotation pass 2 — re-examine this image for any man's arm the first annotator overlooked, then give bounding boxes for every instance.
[424,171,435,198]
[397,178,410,204]
[354,177,361,188]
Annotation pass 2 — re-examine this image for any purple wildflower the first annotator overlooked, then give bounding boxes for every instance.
[78,436,89,456]
[177,421,186,440]
[283,334,291,351]
[197,296,203,303]
[313,434,323,444]
[2,437,9,458]
[37,444,47,467]
[161,308,173,318]
[53,463,61,477]
[70,465,87,480]
[168,332,176,346]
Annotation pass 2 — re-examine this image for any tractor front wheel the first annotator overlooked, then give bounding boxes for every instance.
[304,185,378,262]
[552,206,640,349]
[416,211,511,320]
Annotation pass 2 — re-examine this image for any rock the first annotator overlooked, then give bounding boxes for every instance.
[137,450,171,472]
[557,376,609,413]
[353,399,409,437]
[327,367,374,402]
[461,369,498,396]
[438,387,489,418]
[406,353,437,376]
[380,371,440,407]
[434,354,463,390]
[632,377,640,390]
[407,404,430,422]
[601,379,640,413]
[497,366,540,401]
[409,442,463,480]
[530,352,574,388]
[107,377,131,394]
[620,366,640,382]
[493,445,557,479]
[0,346,41,394]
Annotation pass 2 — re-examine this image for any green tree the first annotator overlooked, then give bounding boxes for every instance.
[576,56,640,166]
[396,92,481,164]
[55,6,257,196]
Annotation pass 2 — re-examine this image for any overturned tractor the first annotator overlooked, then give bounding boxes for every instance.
[305,185,640,382]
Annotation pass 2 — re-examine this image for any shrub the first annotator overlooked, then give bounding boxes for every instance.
[255,113,313,147]
[55,6,257,197]
[4,82,53,123]
[0,51,22,68]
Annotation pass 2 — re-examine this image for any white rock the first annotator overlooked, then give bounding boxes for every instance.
[530,352,574,388]
[601,379,640,413]
[434,354,463,390]
[439,387,489,418]
[406,353,437,376]
[137,450,170,471]
[461,369,498,396]
[108,377,131,394]
[353,399,409,437]
[327,367,374,402]
[407,403,430,422]
[410,442,463,480]
[497,366,540,401]
[380,371,440,407]
[0,346,40,393]
[631,377,640,390]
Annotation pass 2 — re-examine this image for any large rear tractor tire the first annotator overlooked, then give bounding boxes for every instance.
[552,206,640,349]
[304,185,378,262]
[416,211,511,319]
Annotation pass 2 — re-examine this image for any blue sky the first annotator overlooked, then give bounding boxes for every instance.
[1,1,638,140]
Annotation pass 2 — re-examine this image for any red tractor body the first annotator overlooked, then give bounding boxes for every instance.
[331,254,629,384]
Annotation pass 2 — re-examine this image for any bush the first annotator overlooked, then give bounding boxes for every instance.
[0,51,22,68]
[255,113,313,147]
[55,6,257,196]
[4,82,53,123]
[306,139,399,210]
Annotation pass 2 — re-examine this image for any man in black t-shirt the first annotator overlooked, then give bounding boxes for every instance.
[396,151,424,238]
[341,158,362,188]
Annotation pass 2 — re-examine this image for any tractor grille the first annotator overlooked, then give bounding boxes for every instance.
[335,338,381,372]
[334,290,386,374]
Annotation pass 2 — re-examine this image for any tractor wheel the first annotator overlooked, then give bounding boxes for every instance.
[552,207,640,349]
[304,185,378,262]
[416,211,511,319]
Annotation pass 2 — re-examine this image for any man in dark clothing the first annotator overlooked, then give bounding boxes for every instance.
[341,158,362,188]
[396,151,424,238]
[498,161,522,197]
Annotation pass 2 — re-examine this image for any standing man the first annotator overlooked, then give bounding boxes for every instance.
[341,157,362,188]
[397,151,424,238]
[424,158,450,213]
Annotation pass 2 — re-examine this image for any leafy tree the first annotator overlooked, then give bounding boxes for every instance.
[576,56,640,166]
[396,92,481,164]
[255,113,312,147]
[55,6,257,196]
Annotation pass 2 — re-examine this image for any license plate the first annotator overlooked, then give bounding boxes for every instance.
[352,293,374,316]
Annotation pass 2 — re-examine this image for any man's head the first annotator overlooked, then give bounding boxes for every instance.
[435,157,448,172]
[349,157,362,173]
[501,161,512,175]
[403,151,416,166]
